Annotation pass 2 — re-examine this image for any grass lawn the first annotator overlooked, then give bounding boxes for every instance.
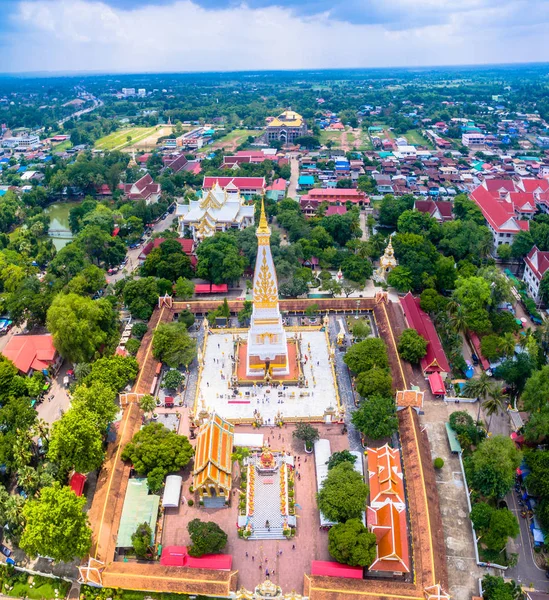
[404,129,433,148]
[94,127,157,151]
[7,579,70,600]
[356,130,373,150]
[319,129,344,146]
[211,128,260,147]
[52,139,72,154]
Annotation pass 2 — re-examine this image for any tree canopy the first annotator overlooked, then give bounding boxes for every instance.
[20,484,92,563]
[121,423,194,492]
[398,328,428,363]
[187,519,228,557]
[343,338,389,374]
[327,518,377,567]
[317,462,369,523]
[152,321,197,368]
[196,233,245,284]
[351,394,398,440]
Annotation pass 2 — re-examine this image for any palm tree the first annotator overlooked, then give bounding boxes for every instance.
[17,466,40,496]
[139,394,157,418]
[500,332,516,358]
[463,372,494,423]
[482,385,507,432]
[449,304,468,335]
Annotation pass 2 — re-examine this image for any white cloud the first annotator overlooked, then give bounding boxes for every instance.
[5,0,549,73]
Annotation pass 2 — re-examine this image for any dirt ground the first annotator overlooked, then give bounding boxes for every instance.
[162,423,352,594]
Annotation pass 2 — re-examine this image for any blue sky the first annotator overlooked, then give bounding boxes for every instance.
[1,0,549,73]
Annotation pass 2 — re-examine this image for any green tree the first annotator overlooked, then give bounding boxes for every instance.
[397,328,428,363]
[327,518,377,567]
[355,367,393,398]
[482,575,524,600]
[497,243,512,260]
[511,231,535,259]
[132,522,153,558]
[539,271,549,305]
[47,293,118,363]
[187,519,228,557]
[20,484,92,563]
[470,502,494,531]
[470,435,522,499]
[344,338,389,374]
[175,277,194,299]
[341,254,373,285]
[85,355,139,392]
[123,277,159,320]
[196,233,245,284]
[326,450,357,471]
[351,395,398,440]
[71,382,118,430]
[293,423,320,452]
[482,508,519,551]
[162,370,184,390]
[121,423,194,492]
[139,394,157,416]
[351,319,370,341]
[480,335,505,362]
[152,321,197,368]
[47,406,105,476]
[131,322,149,339]
[387,266,413,292]
[317,462,369,523]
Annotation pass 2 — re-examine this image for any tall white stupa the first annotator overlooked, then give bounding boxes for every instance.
[246,199,289,377]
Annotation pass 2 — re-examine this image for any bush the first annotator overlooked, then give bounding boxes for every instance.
[125,338,141,356]
[187,499,194,507]
[131,322,148,339]
[187,519,228,557]
[434,457,444,469]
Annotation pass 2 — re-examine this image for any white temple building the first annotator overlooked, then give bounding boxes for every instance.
[177,181,255,242]
[246,200,289,377]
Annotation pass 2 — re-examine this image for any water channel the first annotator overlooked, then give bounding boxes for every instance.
[44,201,79,251]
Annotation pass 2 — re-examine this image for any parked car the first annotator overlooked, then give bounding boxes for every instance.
[0,544,11,557]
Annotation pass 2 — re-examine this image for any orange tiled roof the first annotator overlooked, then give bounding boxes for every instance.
[2,334,57,374]
[192,414,234,491]
[396,389,424,409]
[367,444,405,507]
[368,502,410,573]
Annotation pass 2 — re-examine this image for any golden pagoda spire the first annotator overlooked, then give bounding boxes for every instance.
[257,197,270,236]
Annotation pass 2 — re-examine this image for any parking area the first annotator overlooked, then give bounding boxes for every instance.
[36,361,72,425]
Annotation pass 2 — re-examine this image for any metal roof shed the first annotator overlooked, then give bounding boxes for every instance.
[116,479,160,549]
[445,423,462,454]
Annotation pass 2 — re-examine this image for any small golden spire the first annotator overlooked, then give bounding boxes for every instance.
[256,197,270,235]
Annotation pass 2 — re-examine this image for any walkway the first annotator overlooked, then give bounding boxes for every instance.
[249,455,285,540]
[287,155,299,199]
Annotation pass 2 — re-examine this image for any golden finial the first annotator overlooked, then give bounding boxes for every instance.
[256,197,270,235]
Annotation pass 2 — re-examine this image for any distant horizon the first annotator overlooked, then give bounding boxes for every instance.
[1,61,549,80]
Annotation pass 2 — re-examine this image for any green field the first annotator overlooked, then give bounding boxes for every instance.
[94,127,157,151]
[52,139,72,154]
[319,129,345,146]
[210,128,261,148]
[355,130,373,150]
[404,129,432,148]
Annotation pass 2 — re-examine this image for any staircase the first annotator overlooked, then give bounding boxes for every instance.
[203,497,227,509]
[249,527,285,540]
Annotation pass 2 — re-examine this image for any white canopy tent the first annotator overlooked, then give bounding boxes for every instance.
[233,433,264,448]
[162,475,182,508]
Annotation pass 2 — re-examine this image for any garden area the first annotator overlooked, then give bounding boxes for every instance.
[0,566,70,600]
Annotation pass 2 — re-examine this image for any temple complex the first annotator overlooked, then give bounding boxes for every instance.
[176,180,255,241]
[373,237,397,283]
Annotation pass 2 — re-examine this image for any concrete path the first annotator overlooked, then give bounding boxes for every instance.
[287,155,299,199]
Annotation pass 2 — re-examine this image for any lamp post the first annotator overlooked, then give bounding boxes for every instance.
[355,300,361,319]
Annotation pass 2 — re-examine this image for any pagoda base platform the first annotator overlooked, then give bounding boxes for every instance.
[235,338,302,386]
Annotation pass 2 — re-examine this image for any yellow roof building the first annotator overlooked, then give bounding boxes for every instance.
[267,110,304,128]
[192,413,234,500]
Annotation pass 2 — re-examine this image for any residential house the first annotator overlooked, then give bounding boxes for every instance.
[121,174,161,205]
[202,176,265,199]
[138,238,196,267]
[2,334,62,376]
[523,246,549,302]
[413,199,453,222]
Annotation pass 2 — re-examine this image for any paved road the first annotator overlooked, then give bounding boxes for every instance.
[58,94,103,126]
[287,154,299,199]
[105,213,177,285]
[359,211,370,242]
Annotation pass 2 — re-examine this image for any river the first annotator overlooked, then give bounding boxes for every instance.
[44,201,79,251]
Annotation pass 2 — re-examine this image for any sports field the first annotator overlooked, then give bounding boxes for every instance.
[404,129,433,148]
[94,126,158,151]
[208,128,260,151]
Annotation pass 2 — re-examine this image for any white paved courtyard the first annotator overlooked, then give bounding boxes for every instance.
[197,330,339,423]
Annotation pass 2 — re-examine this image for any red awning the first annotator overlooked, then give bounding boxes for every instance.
[186,554,233,571]
[211,284,228,293]
[69,472,87,497]
[160,546,187,567]
[310,561,363,579]
[164,396,174,407]
[468,332,491,371]
[428,372,445,396]
[194,284,211,294]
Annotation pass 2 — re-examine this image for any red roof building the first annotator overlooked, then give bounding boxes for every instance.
[400,293,450,376]
[138,238,196,267]
[202,177,265,197]
[367,445,405,509]
[468,332,490,371]
[300,188,368,205]
[122,173,161,205]
[523,245,549,302]
[413,199,453,222]
[1,334,61,376]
